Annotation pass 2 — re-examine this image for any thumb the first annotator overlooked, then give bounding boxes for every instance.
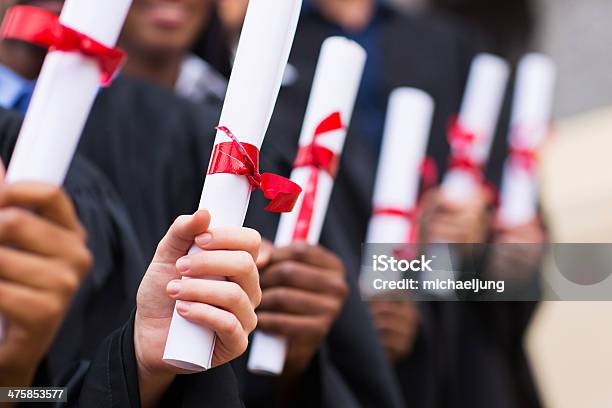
[153,210,211,263]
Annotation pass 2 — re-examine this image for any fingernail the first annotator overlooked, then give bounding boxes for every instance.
[176,301,190,314]
[195,232,212,247]
[167,280,181,297]
[176,257,191,273]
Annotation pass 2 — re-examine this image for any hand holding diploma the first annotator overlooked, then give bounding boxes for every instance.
[424,54,509,246]
[498,53,556,227]
[441,54,510,203]
[252,240,348,380]
[0,162,92,387]
[0,0,131,343]
[134,211,261,407]
[162,0,303,371]
[360,88,432,360]
[486,54,555,284]
[359,87,434,298]
[248,36,366,376]
[366,88,434,246]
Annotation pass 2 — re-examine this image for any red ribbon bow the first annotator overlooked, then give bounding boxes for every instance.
[0,6,126,86]
[291,112,344,241]
[209,126,302,213]
[447,116,484,181]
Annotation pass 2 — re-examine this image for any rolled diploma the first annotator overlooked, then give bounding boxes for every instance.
[162,0,303,372]
[442,54,510,203]
[247,37,366,376]
[0,0,132,343]
[359,88,434,296]
[498,54,556,227]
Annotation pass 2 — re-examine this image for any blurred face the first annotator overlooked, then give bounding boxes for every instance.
[217,0,248,35]
[314,0,375,31]
[121,0,213,57]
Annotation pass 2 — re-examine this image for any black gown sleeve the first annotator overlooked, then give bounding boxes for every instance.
[74,313,245,408]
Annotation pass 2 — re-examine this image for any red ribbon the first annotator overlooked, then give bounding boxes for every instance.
[420,156,439,192]
[291,112,344,241]
[448,116,478,150]
[447,115,484,181]
[508,146,537,171]
[0,6,125,86]
[373,207,419,259]
[209,126,302,213]
[373,207,419,243]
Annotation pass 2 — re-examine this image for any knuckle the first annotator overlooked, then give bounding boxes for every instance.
[41,297,65,322]
[290,242,308,260]
[311,321,328,338]
[236,333,249,356]
[266,288,286,310]
[244,310,258,333]
[226,281,244,305]
[252,280,262,308]
[337,279,349,299]
[236,251,255,273]
[276,261,296,284]
[39,185,62,207]
[53,262,81,295]
[47,186,64,201]
[74,247,93,276]
[0,208,25,232]
[74,223,88,242]
[246,228,261,250]
[219,314,240,336]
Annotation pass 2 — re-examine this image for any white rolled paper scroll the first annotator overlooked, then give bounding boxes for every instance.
[6,0,132,183]
[0,0,132,344]
[162,0,303,372]
[367,88,434,244]
[359,88,434,296]
[247,37,366,376]
[498,54,556,227]
[441,54,510,203]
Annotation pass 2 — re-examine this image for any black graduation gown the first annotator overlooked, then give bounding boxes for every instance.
[0,107,243,407]
[254,7,540,408]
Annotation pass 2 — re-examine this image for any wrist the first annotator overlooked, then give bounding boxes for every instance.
[134,318,175,408]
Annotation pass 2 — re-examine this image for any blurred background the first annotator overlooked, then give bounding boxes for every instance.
[395,0,612,118]
[394,0,612,406]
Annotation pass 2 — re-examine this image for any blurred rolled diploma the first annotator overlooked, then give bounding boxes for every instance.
[247,37,366,376]
[359,88,434,297]
[429,54,509,296]
[162,0,303,372]
[498,54,556,227]
[441,54,510,203]
[0,0,132,342]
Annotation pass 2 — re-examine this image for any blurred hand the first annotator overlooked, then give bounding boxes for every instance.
[487,218,546,282]
[256,241,348,378]
[419,186,493,244]
[369,300,420,364]
[134,210,261,407]
[0,182,91,387]
[493,218,545,244]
